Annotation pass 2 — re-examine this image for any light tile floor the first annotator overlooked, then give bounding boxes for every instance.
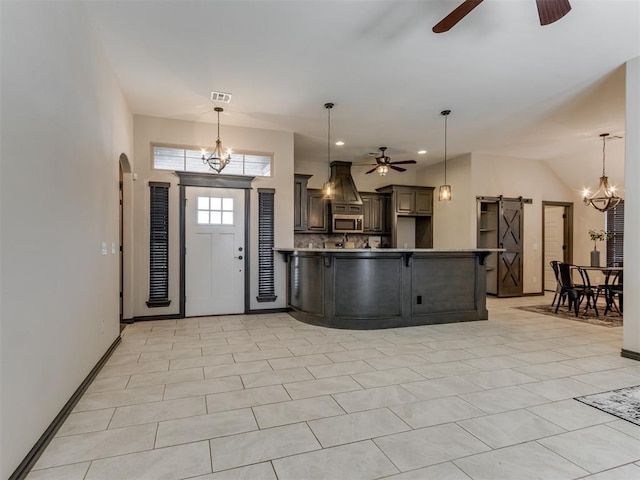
[27,295,640,480]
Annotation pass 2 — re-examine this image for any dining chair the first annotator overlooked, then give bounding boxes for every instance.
[550,260,563,307]
[574,266,599,316]
[602,270,623,315]
[555,262,581,317]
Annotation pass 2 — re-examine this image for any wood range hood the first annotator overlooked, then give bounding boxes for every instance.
[328,161,362,208]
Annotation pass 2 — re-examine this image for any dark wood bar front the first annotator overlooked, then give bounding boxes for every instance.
[277,249,498,329]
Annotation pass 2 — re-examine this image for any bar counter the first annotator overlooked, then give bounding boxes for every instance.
[276,248,500,329]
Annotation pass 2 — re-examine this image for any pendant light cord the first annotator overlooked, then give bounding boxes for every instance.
[327,106,331,177]
[444,113,448,183]
[602,135,606,176]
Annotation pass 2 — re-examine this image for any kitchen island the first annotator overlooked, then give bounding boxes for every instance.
[277,248,500,329]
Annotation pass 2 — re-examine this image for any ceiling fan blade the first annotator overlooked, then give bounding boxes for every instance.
[390,160,417,165]
[536,0,571,26]
[432,0,484,33]
[365,167,378,174]
[389,165,407,172]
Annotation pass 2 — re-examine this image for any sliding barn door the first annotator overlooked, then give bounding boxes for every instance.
[498,199,524,297]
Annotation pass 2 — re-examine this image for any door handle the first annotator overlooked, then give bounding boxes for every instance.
[234,255,243,260]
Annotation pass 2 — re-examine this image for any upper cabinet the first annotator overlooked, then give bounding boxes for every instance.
[307,189,328,233]
[377,185,434,216]
[294,174,312,232]
[376,185,435,248]
[361,192,390,234]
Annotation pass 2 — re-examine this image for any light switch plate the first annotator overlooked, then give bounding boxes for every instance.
[111,242,116,254]
[101,241,107,255]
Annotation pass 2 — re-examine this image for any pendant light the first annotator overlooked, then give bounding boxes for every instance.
[201,107,231,173]
[322,102,335,200]
[583,133,622,212]
[438,109,452,201]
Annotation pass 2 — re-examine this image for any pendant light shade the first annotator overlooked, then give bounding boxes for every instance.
[583,133,622,212]
[202,107,231,173]
[438,109,452,202]
[322,102,335,200]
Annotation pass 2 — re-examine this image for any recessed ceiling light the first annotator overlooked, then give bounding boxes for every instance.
[418,150,427,154]
[335,141,345,146]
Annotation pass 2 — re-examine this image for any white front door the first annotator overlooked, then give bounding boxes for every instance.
[185,187,245,316]
[544,205,565,291]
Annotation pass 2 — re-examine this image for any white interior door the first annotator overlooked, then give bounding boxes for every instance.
[544,205,565,291]
[185,187,245,316]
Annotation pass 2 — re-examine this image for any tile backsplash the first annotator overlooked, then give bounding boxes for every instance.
[294,233,391,249]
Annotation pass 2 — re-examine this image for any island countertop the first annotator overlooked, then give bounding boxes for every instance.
[277,248,496,329]
[276,247,503,253]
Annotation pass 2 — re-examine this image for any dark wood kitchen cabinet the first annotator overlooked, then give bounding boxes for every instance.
[294,174,312,231]
[377,185,433,215]
[306,189,328,232]
[361,192,390,234]
[376,185,434,248]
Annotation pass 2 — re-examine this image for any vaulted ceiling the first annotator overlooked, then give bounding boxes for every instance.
[84,0,639,172]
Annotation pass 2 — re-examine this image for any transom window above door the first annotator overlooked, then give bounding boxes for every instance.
[197,196,234,225]
[152,144,272,177]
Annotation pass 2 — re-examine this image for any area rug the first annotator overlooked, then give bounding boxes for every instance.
[575,385,640,426]
[514,304,622,327]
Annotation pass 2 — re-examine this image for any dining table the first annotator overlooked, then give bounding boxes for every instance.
[576,265,623,315]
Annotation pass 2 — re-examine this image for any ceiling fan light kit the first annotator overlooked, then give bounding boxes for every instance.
[438,109,452,202]
[583,133,622,212]
[322,102,336,200]
[432,0,571,33]
[201,106,231,173]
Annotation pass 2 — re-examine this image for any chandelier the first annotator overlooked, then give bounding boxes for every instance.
[438,109,452,201]
[583,133,622,212]
[202,107,231,173]
[322,102,335,200]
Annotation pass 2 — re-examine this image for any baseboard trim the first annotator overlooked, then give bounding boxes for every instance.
[132,313,181,322]
[522,291,545,297]
[249,307,290,314]
[621,348,640,362]
[9,335,122,480]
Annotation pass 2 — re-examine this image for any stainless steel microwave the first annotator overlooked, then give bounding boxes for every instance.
[332,214,364,233]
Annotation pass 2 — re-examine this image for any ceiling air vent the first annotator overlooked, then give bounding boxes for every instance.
[210,91,232,103]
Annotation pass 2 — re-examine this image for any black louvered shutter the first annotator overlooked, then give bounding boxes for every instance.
[257,189,277,302]
[606,201,624,267]
[147,182,171,307]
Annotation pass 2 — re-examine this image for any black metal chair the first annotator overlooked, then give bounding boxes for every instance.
[600,269,623,315]
[574,266,599,316]
[550,260,563,307]
[555,262,581,317]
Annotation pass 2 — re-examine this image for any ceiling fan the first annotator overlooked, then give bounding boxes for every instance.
[361,147,417,176]
[432,0,571,33]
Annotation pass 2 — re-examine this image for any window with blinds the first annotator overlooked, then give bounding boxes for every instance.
[147,182,171,307]
[606,201,624,267]
[257,189,277,303]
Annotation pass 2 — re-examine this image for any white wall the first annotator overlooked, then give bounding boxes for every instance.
[623,56,640,356]
[416,154,475,249]
[132,116,294,317]
[0,2,133,477]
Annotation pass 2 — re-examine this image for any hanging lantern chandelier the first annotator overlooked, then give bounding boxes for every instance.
[438,109,452,201]
[583,133,622,212]
[202,107,231,173]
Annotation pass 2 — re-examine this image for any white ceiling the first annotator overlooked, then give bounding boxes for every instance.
[84,0,639,169]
